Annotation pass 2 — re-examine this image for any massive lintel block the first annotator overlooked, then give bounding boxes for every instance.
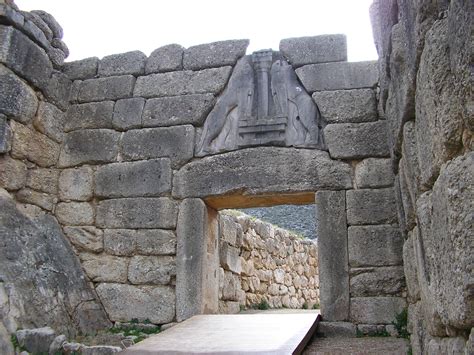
[296,61,378,92]
[172,147,352,207]
[279,34,347,67]
[183,39,249,70]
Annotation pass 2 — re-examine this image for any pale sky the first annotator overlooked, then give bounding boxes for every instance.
[16,0,378,62]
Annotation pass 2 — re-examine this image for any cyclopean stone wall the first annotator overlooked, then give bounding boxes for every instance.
[370,0,472,353]
[218,212,319,313]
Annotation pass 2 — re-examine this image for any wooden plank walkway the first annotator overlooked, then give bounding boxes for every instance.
[122,311,321,354]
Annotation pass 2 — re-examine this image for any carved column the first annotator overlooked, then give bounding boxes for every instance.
[252,50,273,119]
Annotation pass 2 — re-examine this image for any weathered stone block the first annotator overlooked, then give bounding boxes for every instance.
[80,253,128,283]
[145,44,184,74]
[22,18,49,51]
[62,57,99,80]
[96,198,178,229]
[59,166,93,201]
[0,65,38,123]
[30,10,63,39]
[316,322,357,337]
[142,94,215,127]
[33,101,65,143]
[0,4,25,28]
[76,75,135,103]
[55,202,94,226]
[183,39,249,70]
[218,301,240,314]
[11,121,59,167]
[350,297,406,324]
[16,327,56,354]
[355,158,394,188]
[316,190,349,321]
[219,242,241,274]
[128,256,176,285]
[16,188,55,210]
[112,97,145,130]
[103,229,135,256]
[403,231,420,302]
[134,67,232,98]
[95,159,171,198]
[350,266,405,296]
[26,167,59,194]
[348,225,403,267]
[58,129,120,167]
[63,226,103,253]
[0,114,11,153]
[312,89,377,124]
[324,121,390,159]
[219,214,242,247]
[0,155,26,190]
[135,229,176,256]
[280,35,347,67]
[346,188,398,225]
[98,51,146,77]
[296,61,378,92]
[42,71,71,111]
[0,25,52,88]
[173,148,352,201]
[65,101,114,132]
[96,283,175,324]
[121,125,194,169]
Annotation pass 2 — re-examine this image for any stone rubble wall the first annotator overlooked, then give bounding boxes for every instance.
[371,0,472,353]
[218,213,319,313]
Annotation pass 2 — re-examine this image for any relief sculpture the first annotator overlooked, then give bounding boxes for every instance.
[196,50,326,157]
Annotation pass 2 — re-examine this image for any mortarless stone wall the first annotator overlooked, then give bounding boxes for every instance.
[371,0,472,353]
[218,212,319,313]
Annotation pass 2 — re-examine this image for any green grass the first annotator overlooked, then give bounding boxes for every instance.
[109,321,161,344]
[312,303,320,309]
[250,300,270,310]
[392,308,409,339]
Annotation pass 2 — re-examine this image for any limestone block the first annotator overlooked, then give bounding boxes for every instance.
[316,322,357,337]
[296,61,378,92]
[403,232,420,302]
[142,94,215,127]
[11,121,59,167]
[348,225,403,267]
[427,337,468,355]
[58,129,120,167]
[95,159,171,198]
[350,266,405,296]
[346,188,398,225]
[312,89,377,124]
[16,188,55,210]
[219,242,241,274]
[350,297,406,324]
[218,301,240,314]
[0,4,24,27]
[96,198,178,229]
[79,253,128,283]
[98,51,146,77]
[135,229,176,256]
[240,258,255,277]
[316,190,349,321]
[22,19,49,51]
[63,57,98,80]
[0,25,52,88]
[42,71,71,111]
[183,39,249,70]
[16,327,56,354]
[33,101,65,143]
[355,158,394,188]
[128,256,176,285]
[222,271,240,301]
[76,75,135,103]
[0,114,11,153]
[103,229,136,256]
[65,101,114,132]
[401,121,421,201]
[55,202,94,226]
[96,283,175,323]
[30,10,63,39]
[63,226,103,253]
[134,67,232,98]
[0,155,26,191]
[416,152,473,329]
[25,167,57,194]
[0,65,38,123]
[121,125,194,169]
[146,44,184,74]
[324,121,390,159]
[59,166,93,201]
[112,97,145,130]
[219,214,243,247]
[173,148,352,200]
[280,35,347,67]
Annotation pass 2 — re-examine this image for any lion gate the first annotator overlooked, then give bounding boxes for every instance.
[0,10,406,336]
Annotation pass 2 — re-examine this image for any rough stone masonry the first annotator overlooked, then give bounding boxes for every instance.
[0,0,472,354]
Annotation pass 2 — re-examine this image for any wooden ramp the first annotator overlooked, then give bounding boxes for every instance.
[122,310,321,355]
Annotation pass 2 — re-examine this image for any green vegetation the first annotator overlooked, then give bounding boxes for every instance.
[109,321,161,344]
[392,308,409,339]
[312,303,320,309]
[302,302,308,309]
[10,334,26,352]
[250,300,270,310]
